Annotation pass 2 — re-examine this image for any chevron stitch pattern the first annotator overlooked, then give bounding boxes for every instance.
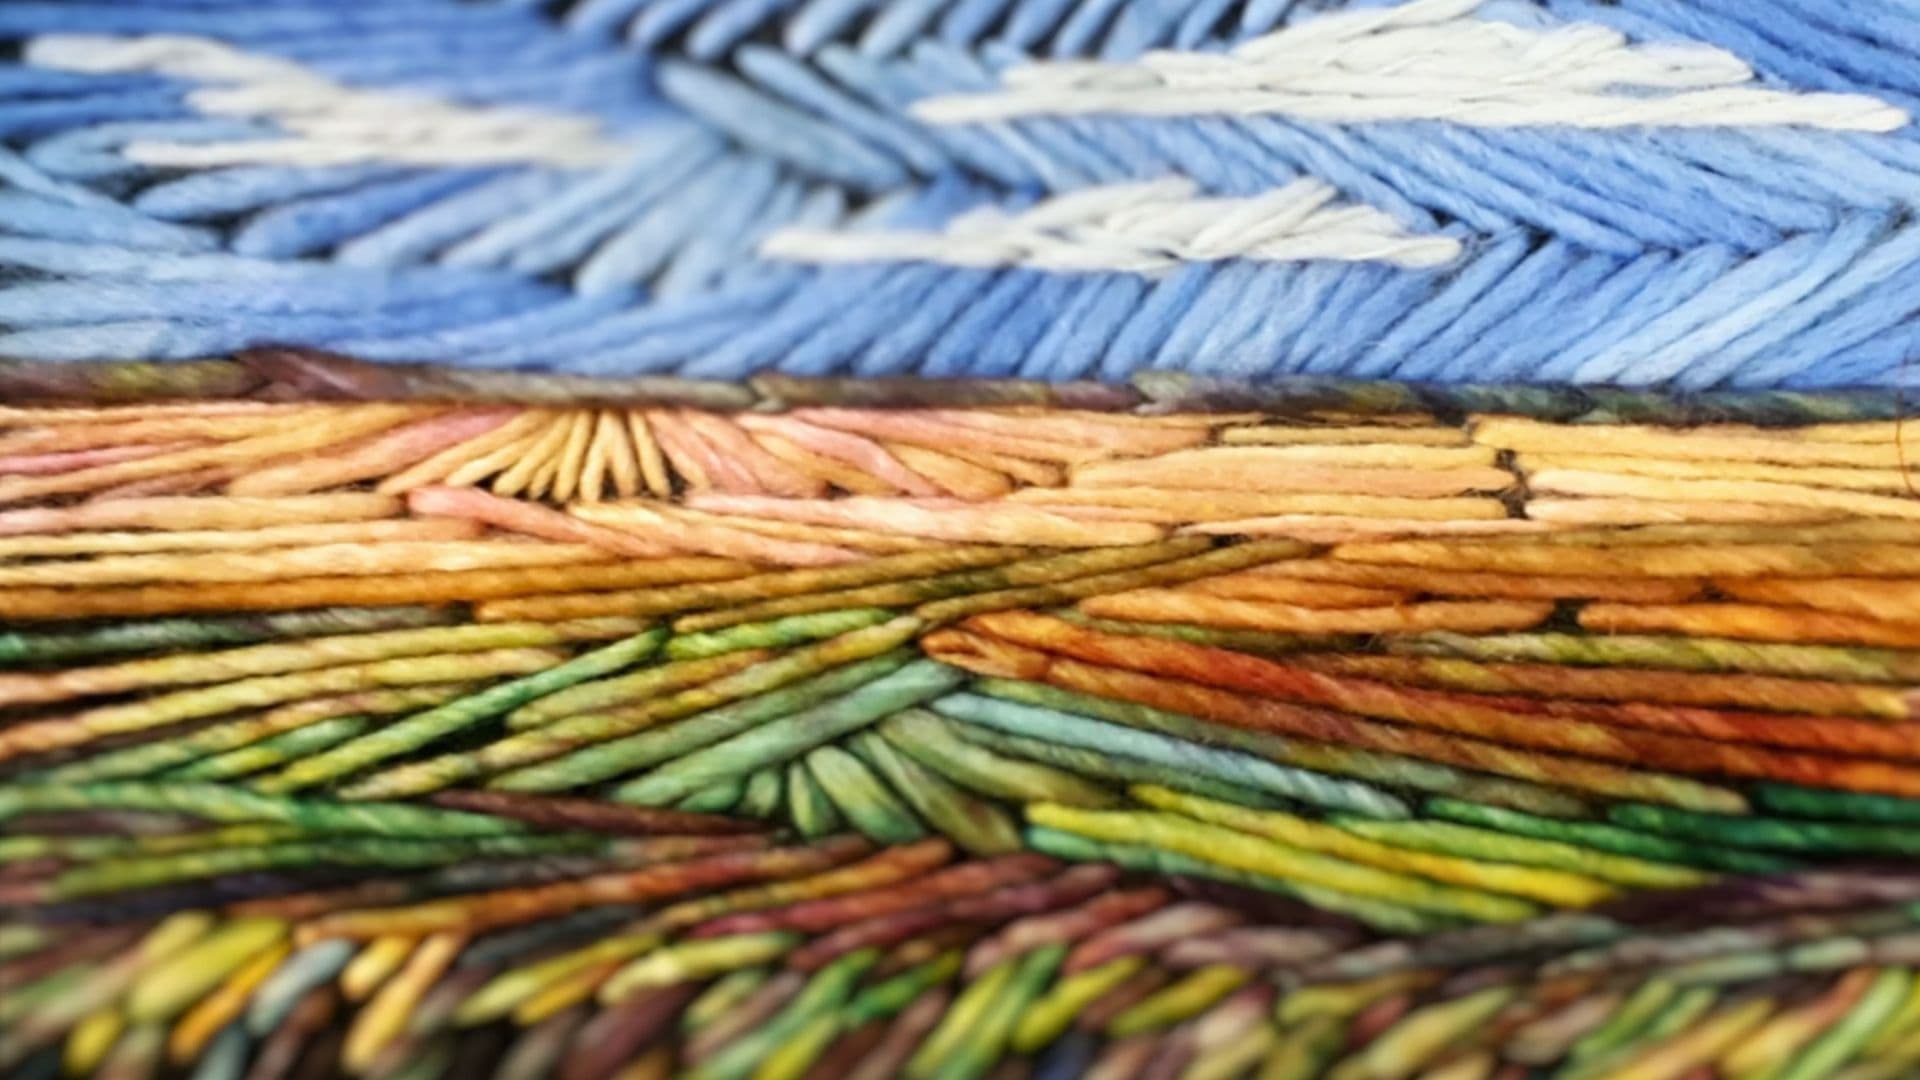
[5,1,1920,1076]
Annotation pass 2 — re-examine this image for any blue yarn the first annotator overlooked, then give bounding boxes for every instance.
[924,268,1049,377]
[1540,244,1741,380]
[0,191,217,253]
[787,0,883,54]
[458,280,790,370]
[684,259,897,376]
[0,275,550,325]
[814,45,1037,186]
[1345,232,1531,379]
[1727,230,1920,388]
[1293,268,1437,377]
[1798,1,1920,60]
[1107,120,1255,196]
[915,43,1108,188]
[1546,131,1808,250]
[1030,274,1143,380]
[1097,263,1214,380]
[1743,278,1920,389]
[860,0,950,57]
[1018,273,1118,379]
[1658,215,1895,390]
[1236,120,1433,229]
[1622,0,1920,111]
[563,0,653,37]
[231,171,499,260]
[1429,128,1700,252]
[566,316,769,376]
[1172,0,1240,47]
[851,268,998,376]
[436,137,711,270]
[0,321,250,362]
[627,0,731,48]
[25,119,268,180]
[1574,216,1887,385]
[575,156,775,294]
[0,68,165,98]
[1302,267,1403,377]
[334,171,565,267]
[735,45,951,177]
[0,281,554,359]
[656,61,908,190]
[1355,129,1637,256]
[1238,0,1306,37]
[1788,320,1920,389]
[0,91,186,140]
[1,0,1917,389]
[322,53,656,121]
[688,0,803,61]
[1281,260,1391,373]
[1442,248,1623,382]
[1154,262,1265,373]
[1186,265,1300,378]
[271,288,563,343]
[508,184,675,281]
[788,266,959,375]
[976,271,1078,376]
[133,166,407,223]
[0,3,480,37]
[1103,0,1195,59]
[1188,119,1303,193]
[652,166,795,297]
[998,0,1081,51]
[937,0,1011,46]
[1049,0,1128,58]
[328,288,641,361]
[1407,239,1582,382]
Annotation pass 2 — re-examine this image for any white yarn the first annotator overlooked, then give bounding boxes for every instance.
[760,177,1463,271]
[25,35,633,168]
[916,0,1909,131]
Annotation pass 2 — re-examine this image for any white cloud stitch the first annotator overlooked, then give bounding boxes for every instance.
[914,0,1908,132]
[25,34,634,168]
[761,177,1463,272]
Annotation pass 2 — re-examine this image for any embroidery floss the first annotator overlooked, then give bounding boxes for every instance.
[3,0,1919,1071]
[1,368,1919,1075]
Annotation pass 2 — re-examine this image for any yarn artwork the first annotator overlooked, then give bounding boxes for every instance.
[4,0,1920,1078]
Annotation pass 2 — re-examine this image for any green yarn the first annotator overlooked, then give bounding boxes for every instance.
[665,608,898,660]
[1611,804,1920,856]
[491,650,916,793]
[1022,826,1454,935]
[168,715,371,782]
[612,661,964,806]
[49,833,605,899]
[805,745,925,844]
[0,607,456,668]
[267,628,666,796]
[879,709,1119,809]
[1426,798,1797,875]
[0,781,529,837]
[848,730,1022,855]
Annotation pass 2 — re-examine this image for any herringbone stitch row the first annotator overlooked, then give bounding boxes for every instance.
[1,0,1917,386]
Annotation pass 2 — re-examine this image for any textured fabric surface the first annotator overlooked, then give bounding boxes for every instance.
[0,0,1917,386]
[5,0,1920,1072]
[5,374,1920,1077]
